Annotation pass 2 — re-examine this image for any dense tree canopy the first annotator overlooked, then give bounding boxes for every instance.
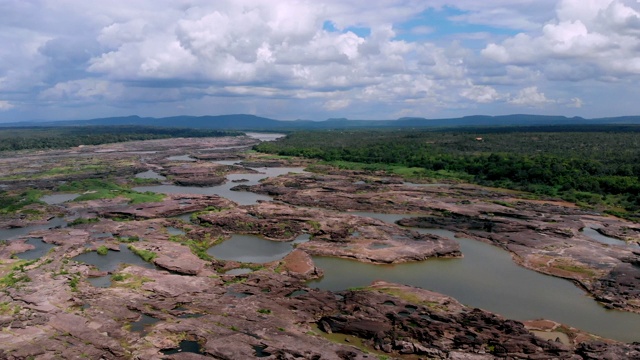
[0,126,242,152]
[255,126,640,219]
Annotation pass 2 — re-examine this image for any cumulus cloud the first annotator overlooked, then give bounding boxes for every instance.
[0,0,637,121]
[482,0,640,76]
[509,86,554,107]
[460,85,501,103]
[40,79,124,102]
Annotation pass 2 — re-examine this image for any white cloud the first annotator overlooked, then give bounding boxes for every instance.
[0,101,14,110]
[460,85,501,103]
[40,79,124,102]
[482,0,640,76]
[509,86,554,107]
[569,97,584,108]
[0,0,638,121]
[324,99,351,110]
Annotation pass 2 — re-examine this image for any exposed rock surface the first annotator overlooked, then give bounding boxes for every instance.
[65,194,236,219]
[196,202,461,263]
[250,172,640,313]
[278,249,323,279]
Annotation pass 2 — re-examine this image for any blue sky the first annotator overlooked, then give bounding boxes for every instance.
[1,0,639,122]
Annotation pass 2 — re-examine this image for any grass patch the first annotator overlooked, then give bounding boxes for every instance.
[58,179,164,204]
[67,217,100,226]
[131,177,161,185]
[127,245,157,263]
[126,191,165,204]
[68,273,81,292]
[117,235,140,243]
[0,302,21,315]
[492,200,515,208]
[552,261,596,277]
[373,287,447,310]
[111,273,128,282]
[96,246,109,256]
[0,259,38,289]
[0,189,44,214]
[309,323,386,356]
[307,220,321,231]
[257,308,272,314]
[0,271,31,288]
[168,234,222,261]
[110,272,153,289]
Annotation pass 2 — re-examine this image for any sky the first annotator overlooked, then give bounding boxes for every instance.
[1,0,640,122]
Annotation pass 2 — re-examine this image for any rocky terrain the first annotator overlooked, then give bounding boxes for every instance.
[0,135,639,359]
[249,172,640,314]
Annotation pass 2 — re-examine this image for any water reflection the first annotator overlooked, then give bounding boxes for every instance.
[130,313,159,335]
[245,132,286,142]
[207,234,293,263]
[73,244,155,272]
[166,227,185,236]
[582,227,636,247]
[308,228,640,343]
[160,340,203,355]
[225,268,253,275]
[133,166,305,206]
[73,244,157,287]
[40,193,79,205]
[0,217,67,240]
[135,170,166,180]
[15,238,56,260]
[166,155,196,162]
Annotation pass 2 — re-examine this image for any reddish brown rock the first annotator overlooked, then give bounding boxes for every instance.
[278,249,323,279]
[196,202,461,263]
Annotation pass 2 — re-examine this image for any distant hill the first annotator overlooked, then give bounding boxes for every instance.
[3,114,640,130]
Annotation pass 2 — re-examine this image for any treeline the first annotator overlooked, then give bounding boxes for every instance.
[255,126,640,219]
[0,126,243,152]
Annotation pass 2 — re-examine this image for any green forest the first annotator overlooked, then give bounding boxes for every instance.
[255,126,640,220]
[0,126,242,152]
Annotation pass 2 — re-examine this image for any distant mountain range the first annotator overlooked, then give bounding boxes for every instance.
[3,114,640,130]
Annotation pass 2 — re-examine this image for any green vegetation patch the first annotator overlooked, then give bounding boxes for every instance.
[111,272,153,289]
[0,271,31,288]
[255,127,640,220]
[131,177,161,185]
[309,323,387,357]
[58,179,164,204]
[0,259,37,289]
[0,189,44,214]
[67,217,100,226]
[68,273,80,292]
[0,302,21,315]
[117,235,140,243]
[168,234,222,261]
[552,261,597,278]
[96,246,109,256]
[127,245,157,263]
[0,125,244,152]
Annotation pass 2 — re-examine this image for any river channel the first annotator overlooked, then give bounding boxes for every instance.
[197,206,640,342]
[308,226,640,343]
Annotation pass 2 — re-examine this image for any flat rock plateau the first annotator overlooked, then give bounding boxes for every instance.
[0,136,639,359]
